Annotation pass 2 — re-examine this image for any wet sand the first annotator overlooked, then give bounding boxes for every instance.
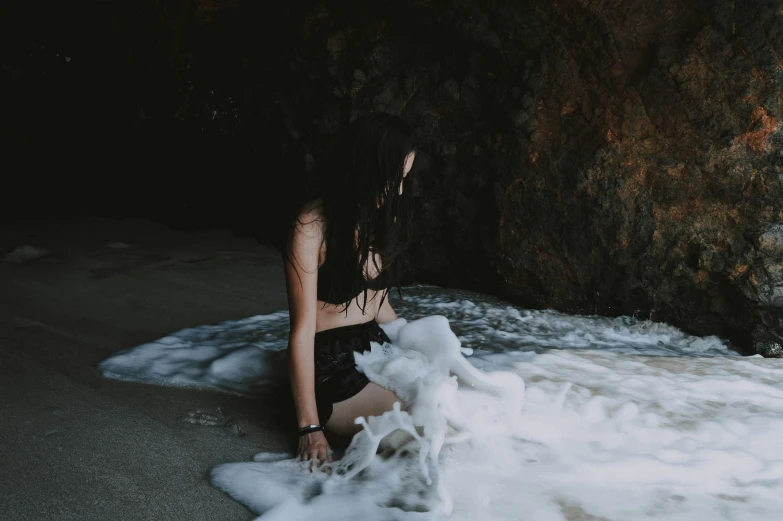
[0,217,291,521]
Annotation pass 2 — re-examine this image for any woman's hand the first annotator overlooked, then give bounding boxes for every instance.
[298,430,333,471]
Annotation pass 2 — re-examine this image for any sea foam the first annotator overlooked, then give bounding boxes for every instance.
[100,285,783,520]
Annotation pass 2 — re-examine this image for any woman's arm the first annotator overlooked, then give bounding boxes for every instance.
[283,209,331,464]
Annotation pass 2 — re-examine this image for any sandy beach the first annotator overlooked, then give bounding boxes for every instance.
[0,217,292,521]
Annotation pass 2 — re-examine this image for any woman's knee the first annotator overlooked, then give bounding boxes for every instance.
[326,383,402,436]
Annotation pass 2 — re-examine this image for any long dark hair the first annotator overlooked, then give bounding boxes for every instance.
[285,112,415,313]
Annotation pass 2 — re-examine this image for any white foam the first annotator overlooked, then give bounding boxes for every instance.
[4,245,50,263]
[101,285,783,520]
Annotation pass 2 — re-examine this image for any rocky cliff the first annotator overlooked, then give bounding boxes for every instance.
[4,0,782,354]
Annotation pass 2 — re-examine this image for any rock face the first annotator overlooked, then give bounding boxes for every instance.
[5,0,782,354]
[266,0,783,356]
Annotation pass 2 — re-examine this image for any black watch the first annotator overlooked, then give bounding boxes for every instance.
[298,424,324,436]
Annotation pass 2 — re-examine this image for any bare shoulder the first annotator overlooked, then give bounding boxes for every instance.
[294,199,325,240]
[288,200,325,270]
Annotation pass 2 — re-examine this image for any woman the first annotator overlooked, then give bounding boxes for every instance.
[283,113,416,469]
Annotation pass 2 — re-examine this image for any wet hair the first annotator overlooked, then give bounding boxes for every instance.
[284,112,415,313]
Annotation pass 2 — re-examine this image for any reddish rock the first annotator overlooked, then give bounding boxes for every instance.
[7,0,782,355]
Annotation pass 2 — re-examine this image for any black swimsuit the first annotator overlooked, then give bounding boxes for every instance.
[312,257,392,426]
[313,319,391,426]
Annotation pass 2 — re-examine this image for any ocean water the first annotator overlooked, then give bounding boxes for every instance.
[100,285,783,520]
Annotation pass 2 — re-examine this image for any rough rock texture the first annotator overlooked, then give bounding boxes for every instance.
[4,0,782,355]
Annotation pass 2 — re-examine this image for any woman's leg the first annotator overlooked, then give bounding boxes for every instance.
[325,382,403,438]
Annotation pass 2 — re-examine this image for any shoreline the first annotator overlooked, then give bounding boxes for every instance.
[1,217,291,521]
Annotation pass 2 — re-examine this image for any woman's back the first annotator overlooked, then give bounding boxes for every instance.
[294,202,392,332]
